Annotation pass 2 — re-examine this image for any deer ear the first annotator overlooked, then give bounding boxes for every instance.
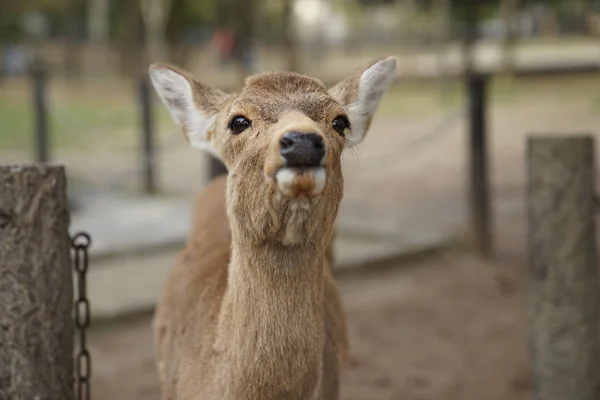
[328,57,396,145]
[149,63,227,155]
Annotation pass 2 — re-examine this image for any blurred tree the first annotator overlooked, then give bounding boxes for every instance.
[60,0,85,80]
[140,0,173,62]
[113,0,218,75]
[417,1,503,76]
[0,0,72,14]
[88,0,109,43]
[166,0,217,66]
[164,0,192,66]
[282,0,299,72]
[519,0,591,34]
[325,0,365,54]
[460,2,480,78]
[218,0,257,80]
[501,0,520,77]
[355,0,397,5]
[114,0,145,76]
[568,0,592,34]
[434,0,450,77]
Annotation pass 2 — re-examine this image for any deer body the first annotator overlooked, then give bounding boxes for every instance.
[154,176,346,400]
[150,57,396,400]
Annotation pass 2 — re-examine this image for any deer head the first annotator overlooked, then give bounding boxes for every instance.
[149,58,396,247]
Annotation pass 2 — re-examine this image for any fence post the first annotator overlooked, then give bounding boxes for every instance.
[32,62,50,163]
[467,73,492,256]
[140,76,156,194]
[0,164,74,400]
[208,155,227,181]
[527,135,600,400]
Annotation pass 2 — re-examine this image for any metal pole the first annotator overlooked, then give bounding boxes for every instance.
[32,62,49,163]
[527,135,600,400]
[467,73,491,256]
[140,76,156,194]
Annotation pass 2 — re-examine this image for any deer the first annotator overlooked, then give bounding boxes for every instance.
[148,55,397,400]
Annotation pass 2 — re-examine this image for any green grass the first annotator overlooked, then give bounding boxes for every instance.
[593,93,600,111]
[0,99,33,149]
[0,100,138,150]
[0,79,173,151]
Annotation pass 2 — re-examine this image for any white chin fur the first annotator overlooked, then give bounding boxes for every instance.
[275,167,327,198]
[313,168,327,194]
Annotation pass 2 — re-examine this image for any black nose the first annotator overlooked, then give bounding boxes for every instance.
[279,132,325,168]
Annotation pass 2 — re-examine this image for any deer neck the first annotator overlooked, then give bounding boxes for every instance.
[214,230,327,397]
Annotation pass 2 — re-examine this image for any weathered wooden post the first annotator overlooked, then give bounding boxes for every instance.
[527,135,600,400]
[0,165,74,400]
[467,73,492,256]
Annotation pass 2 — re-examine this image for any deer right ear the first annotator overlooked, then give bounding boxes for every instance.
[328,57,396,145]
[149,64,226,155]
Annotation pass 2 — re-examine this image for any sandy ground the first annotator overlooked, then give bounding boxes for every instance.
[88,213,533,400]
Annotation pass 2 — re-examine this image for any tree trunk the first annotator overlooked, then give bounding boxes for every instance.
[501,0,520,76]
[576,0,592,35]
[61,0,83,82]
[116,0,145,77]
[140,0,173,63]
[88,0,109,43]
[165,0,191,67]
[434,0,450,84]
[0,165,74,400]
[233,0,257,81]
[461,3,479,80]
[282,0,299,72]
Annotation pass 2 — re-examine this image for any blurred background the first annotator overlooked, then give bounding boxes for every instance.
[2,0,600,399]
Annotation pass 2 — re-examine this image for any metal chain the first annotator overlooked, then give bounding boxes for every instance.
[72,232,92,400]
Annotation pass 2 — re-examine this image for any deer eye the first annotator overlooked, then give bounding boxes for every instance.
[332,116,350,136]
[229,116,251,135]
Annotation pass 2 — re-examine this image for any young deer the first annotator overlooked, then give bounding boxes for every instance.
[149,56,397,400]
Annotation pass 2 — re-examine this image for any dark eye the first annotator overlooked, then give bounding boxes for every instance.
[229,116,251,135]
[332,116,350,136]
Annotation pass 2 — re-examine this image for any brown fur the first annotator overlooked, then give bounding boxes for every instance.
[152,59,391,400]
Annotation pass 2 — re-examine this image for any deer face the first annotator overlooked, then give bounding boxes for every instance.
[150,57,396,245]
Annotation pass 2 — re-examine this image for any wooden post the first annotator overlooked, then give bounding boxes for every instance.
[0,164,74,400]
[527,136,600,400]
[139,76,156,193]
[467,73,492,256]
[31,62,50,163]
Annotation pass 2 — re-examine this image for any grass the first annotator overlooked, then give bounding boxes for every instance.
[0,72,598,152]
[0,77,174,151]
[0,100,32,149]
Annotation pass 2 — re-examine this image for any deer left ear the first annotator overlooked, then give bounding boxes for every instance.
[148,63,227,157]
[328,57,397,145]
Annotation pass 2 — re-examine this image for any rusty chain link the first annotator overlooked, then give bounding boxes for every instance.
[72,232,92,400]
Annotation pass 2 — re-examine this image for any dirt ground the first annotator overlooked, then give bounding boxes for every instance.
[40,72,599,400]
[89,214,533,400]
